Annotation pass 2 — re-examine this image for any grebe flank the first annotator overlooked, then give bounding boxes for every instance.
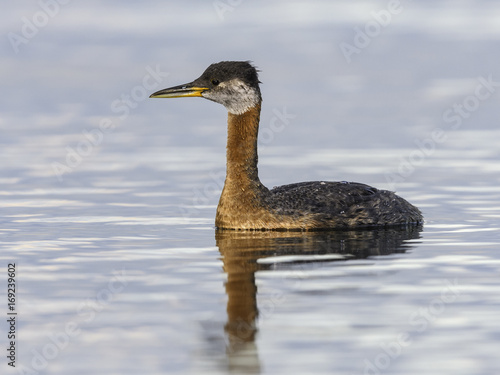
[150,61,423,230]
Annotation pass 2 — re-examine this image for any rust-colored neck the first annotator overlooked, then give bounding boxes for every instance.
[216,104,272,229]
[225,104,261,182]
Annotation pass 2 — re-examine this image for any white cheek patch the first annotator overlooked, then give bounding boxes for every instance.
[202,79,260,115]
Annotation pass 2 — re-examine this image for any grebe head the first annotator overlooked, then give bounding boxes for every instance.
[150,61,261,115]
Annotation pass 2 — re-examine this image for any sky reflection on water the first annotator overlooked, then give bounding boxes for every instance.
[1,1,500,374]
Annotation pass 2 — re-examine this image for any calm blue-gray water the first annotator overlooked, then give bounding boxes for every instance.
[1,2,500,374]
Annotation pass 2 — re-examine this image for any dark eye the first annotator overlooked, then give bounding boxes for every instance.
[211,79,220,86]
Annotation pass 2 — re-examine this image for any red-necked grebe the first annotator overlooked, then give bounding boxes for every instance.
[150,61,423,230]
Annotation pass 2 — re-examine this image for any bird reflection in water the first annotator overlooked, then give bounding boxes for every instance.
[213,226,421,374]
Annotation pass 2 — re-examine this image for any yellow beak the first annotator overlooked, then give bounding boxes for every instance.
[149,83,209,98]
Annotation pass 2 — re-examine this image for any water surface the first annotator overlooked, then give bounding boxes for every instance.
[1,1,500,374]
